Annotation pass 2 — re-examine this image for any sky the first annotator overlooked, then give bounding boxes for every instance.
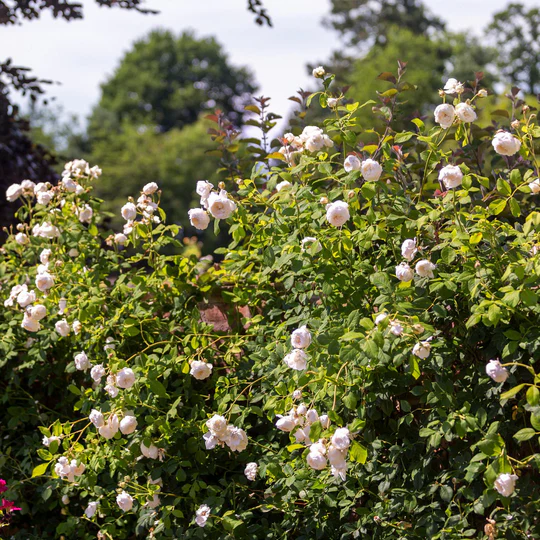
[0,0,538,126]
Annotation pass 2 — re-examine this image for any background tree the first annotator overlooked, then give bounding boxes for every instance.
[486,2,540,95]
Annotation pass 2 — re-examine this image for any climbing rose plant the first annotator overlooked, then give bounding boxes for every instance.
[1,66,540,539]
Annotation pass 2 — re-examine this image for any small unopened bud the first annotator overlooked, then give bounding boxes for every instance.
[412,324,425,335]
[511,120,520,130]
[320,196,329,205]
[438,89,445,98]
[218,182,225,190]
[522,104,530,113]
[16,223,25,231]
[347,190,355,199]
[478,89,488,98]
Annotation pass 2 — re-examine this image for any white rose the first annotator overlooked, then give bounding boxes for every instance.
[116,491,133,512]
[375,313,387,326]
[22,312,40,332]
[61,495,70,505]
[225,426,248,452]
[6,183,23,202]
[401,238,417,261]
[203,431,218,450]
[17,288,36,307]
[443,78,464,94]
[196,180,214,201]
[344,155,361,172]
[29,304,47,321]
[297,403,307,416]
[89,409,105,428]
[244,462,258,481]
[116,367,136,389]
[284,349,308,370]
[190,360,213,380]
[327,445,347,468]
[494,473,518,497]
[326,201,350,227]
[206,414,228,437]
[68,248,79,257]
[291,326,311,349]
[104,384,119,398]
[40,249,51,264]
[58,298,67,314]
[528,179,540,194]
[114,233,128,245]
[90,364,106,382]
[55,319,70,337]
[312,66,325,78]
[390,321,404,336]
[492,131,521,156]
[98,414,119,439]
[120,414,138,435]
[62,177,78,192]
[415,259,436,278]
[331,427,351,450]
[331,463,348,481]
[319,414,331,429]
[15,232,29,245]
[412,341,431,359]
[292,389,302,400]
[36,272,54,292]
[74,351,90,371]
[143,182,158,195]
[72,319,82,335]
[207,190,237,220]
[301,237,322,253]
[77,204,93,224]
[455,103,477,123]
[438,165,463,189]
[85,501,99,518]
[188,208,210,230]
[195,504,211,527]
[37,191,53,205]
[434,104,455,129]
[140,442,159,459]
[361,159,383,181]
[21,179,35,194]
[485,359,509,383]
[89,166,101,178]
[327,97,339,108]
[40,222,61,239]
[275,415,296,432]
[121,202,137,221]
[395,262,414,282]
[276,180,292,192]
[307,451,327,470]
[306,409,319,424]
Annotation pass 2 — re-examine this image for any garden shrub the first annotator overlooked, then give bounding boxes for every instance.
[0,66,539,539]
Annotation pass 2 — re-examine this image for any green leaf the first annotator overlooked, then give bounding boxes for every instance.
[526,386,540,406]
[309,421,322,442]
[500,384,525,400]
[496,178,512,196]
[394,132,415,143]
[513,428,536,442]
[349,441,368,464]
[520,289,538,306]
[509,197,521,217]
[148,378,169,398]
[489,199,507,215]
[32,462,49,478]
[409,356,421,380]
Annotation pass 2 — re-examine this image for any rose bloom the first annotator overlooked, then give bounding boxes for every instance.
[30,304,46,321]
[494,473,518,497]
[121,202,137,221]
[361,159,383,181]
[55,319,70,337]
[15,232,29,245]
[412,341,431,359]
[415,259,436,278]
[492,131,521,156]
[225,426,248,452]
[307,450,327,470]
[331,427,351,450]
[195,504,211,527]
[203,431,218,449]
[439,164,463,190]
[485,359,509,383]
[196,180,214,208]
[244,462,258,481]
[37,190,53,205]
[529,179,540,194]
[119,414,138,435]
[143,182,158,195]
[207,190,237,219]
[291,325,311,349]
[116,491,133,512]
[375,313,387,326]
[312,66,325,78]
[206,414,228,437]
[91,364,105,382]
[141,442,159,459]
[284,349,308,370]
[327,97,339,108]
[190,360,213,380]
[17,288,36,308]
[6,183,23,202]
[275,415,296,432]
[74,352,90,371]
[301,237,322,254]
[188,208,210,230]
[395,262,414,282]
[116,367,136,389]
[40,248,51,264]
[98,414,119,439]
[434,104,455,129]
[401,238,417,261]
[77,204,93,224]
[455,103,477,123]
[326,201,350,227]
[443,78,464,94]
[344,155,361,172]
[85,501,98,518]
[22,313,40,332]
[276,180,292,192]
[115,233,128,245]
[89,409,104,428]
[390,321,404,336]
[72,319,82,335]
[36,272,54,292]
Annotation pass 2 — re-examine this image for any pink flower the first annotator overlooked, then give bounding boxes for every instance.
[0,499,21,512]
[0,479,7,493]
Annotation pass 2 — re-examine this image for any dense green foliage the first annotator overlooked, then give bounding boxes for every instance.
[1,67,539,539]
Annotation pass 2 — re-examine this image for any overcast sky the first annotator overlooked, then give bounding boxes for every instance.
[0,0,537,125]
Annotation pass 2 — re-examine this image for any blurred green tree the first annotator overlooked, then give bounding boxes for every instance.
[486,2,540,94]
[88,30,257,140]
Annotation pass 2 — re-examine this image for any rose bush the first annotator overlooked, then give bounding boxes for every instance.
[0,66,539,539]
